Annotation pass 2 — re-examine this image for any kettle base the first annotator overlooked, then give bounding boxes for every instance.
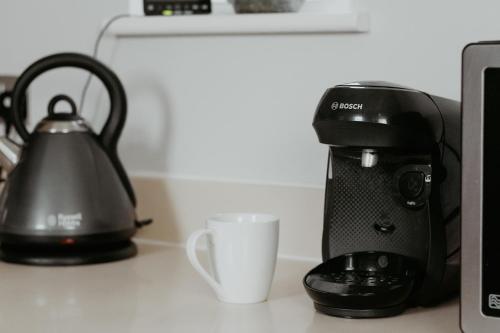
[0,240,137,266]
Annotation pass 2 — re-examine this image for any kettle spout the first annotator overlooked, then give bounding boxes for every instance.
[0,137,21,172]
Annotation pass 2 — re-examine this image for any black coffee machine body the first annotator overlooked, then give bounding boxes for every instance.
[304,82,460,318]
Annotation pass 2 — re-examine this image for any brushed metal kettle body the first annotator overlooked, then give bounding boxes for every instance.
[0,53,141,253]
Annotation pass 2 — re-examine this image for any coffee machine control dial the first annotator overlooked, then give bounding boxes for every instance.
[399,172,425,199]
[393,165,432,209]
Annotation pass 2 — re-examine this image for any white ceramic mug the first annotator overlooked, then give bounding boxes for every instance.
[186,213,279,304]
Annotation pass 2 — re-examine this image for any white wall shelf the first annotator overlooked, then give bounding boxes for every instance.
[108,12,370,37]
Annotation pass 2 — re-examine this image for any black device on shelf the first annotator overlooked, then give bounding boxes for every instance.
[143,0,211,15]
[303,82,461,318]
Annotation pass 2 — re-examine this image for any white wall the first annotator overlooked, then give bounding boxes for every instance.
[1,0,499,186]
[1,0,499,257]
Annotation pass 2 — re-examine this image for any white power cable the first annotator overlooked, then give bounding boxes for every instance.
[78,14,130,113]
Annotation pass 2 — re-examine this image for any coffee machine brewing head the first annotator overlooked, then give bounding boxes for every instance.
[361,149,378,168]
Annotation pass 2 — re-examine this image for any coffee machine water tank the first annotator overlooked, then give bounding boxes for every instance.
[303,82,461,318]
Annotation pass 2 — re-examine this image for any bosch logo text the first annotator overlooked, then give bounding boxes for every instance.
[331,102,363,111]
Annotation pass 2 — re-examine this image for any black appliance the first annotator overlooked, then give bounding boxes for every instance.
[142,0,211,15]
[0,53,151,266]
[303,82,461,318]
[461,41,500,332]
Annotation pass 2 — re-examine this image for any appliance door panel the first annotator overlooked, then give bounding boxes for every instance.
[462,42,500,332]
[482,68,500,318]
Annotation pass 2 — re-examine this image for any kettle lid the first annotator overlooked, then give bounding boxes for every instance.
[34,94,92,134]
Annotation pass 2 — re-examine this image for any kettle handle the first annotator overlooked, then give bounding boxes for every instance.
[11,53,125,148]
[11,53,136,205]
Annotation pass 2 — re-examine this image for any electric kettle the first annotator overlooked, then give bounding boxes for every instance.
[0,53,150,265]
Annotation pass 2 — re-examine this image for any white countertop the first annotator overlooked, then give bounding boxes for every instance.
[0,242,460,333]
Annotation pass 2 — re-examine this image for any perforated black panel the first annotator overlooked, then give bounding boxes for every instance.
[323,153,430,263]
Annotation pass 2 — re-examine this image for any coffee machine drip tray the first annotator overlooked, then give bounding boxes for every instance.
[303,252,417,318]
[0,240,137,266]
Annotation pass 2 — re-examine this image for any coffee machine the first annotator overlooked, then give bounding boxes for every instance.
[303,82,461,318]
[461,41,500,332]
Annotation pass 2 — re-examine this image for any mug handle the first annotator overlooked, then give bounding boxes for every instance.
[186,229,223,295]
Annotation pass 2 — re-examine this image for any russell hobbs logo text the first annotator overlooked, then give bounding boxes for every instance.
[331,102,363,111]
[46,213,82,229]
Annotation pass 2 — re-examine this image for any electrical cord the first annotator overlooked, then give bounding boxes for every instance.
[79,14,130,113]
